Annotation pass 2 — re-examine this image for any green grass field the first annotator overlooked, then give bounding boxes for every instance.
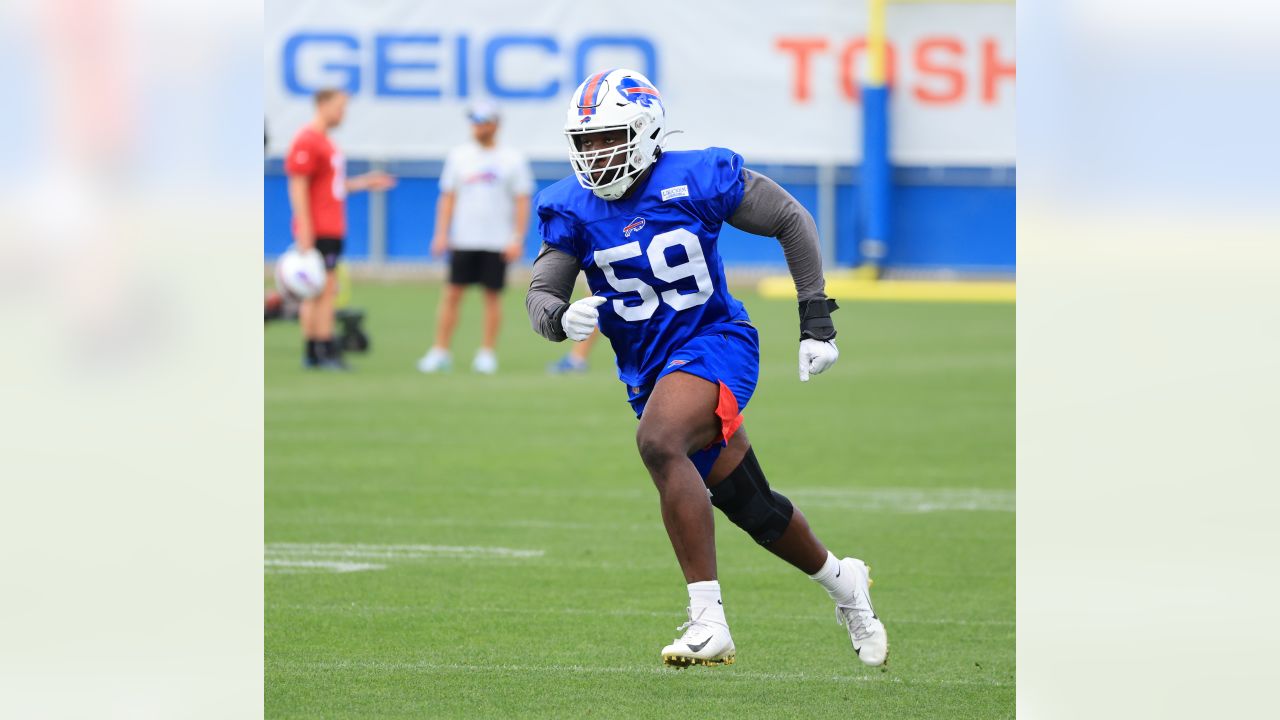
[266,279,1014,719]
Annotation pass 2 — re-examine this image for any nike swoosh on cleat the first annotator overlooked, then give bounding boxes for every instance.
[687,636,713,652]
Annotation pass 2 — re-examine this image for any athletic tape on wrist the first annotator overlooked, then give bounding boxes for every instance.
[799,298,839,341]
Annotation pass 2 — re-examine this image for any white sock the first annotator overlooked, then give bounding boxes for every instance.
[809,551,856,605]
[688,580,727,626]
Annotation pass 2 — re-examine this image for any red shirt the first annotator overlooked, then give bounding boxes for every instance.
[285,126,346,238]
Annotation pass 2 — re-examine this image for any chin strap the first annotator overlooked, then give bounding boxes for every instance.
[595,163,659,201]
[799,298,839,341]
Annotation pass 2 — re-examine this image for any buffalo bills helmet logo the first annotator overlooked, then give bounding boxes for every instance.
[617,77,662,110]
[623,217,646,237]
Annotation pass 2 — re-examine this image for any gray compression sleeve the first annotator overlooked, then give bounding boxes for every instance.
[525,243,580,342]
[726,170,827,302]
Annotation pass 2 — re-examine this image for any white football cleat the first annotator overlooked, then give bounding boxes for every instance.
[416,347,451,373]
[834,557,889,666]
[661,607,736,668]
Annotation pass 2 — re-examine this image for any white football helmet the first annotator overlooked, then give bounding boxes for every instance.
[564,68,666,200]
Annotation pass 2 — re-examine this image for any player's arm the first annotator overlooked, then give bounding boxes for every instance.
[286,174,314,251]
[346,171,396,193]
[505,193,531,262]
[430,191,456,257]
[526,243,585,342]
[726,170,839,381]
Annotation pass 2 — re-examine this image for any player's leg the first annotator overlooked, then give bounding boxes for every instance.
[635,371,735,667]
[481,289,501,349]
[435,283,464,350]
[474,289,501,373]
[312,240,346,370]
[298,295,318,368]
[419,251,470,373]
[303,271,343,370]
[473,252,504,374]
[315,270,337,338]
[316,270,337,333]
[704,424,889,666]
[297,243,338,369]
[705,426,827,574]
[636,371,722,582]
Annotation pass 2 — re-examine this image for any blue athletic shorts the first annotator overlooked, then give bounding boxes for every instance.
[626,321,760,479]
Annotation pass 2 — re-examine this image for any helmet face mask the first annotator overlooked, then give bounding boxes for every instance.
[564,70,665,200]
[566,126,638,193]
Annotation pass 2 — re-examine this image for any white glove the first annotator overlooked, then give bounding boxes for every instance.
[561,296,607,341]
[799,339,839,382]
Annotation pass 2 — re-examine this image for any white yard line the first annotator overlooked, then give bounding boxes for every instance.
[788,488,1014,513]
[273,488,1013,525]
[269,658,1013,688]
[270,602,1014,627]
[264,560,385,574]
[264,542,545,573]
[267,542,545,559]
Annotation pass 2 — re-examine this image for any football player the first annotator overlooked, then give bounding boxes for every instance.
[285,88,395,370]
[526,69,888,668]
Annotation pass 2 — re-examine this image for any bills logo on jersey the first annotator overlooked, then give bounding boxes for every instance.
[623,217,646,237]
[617,76,662,110]
[465,169,500,185]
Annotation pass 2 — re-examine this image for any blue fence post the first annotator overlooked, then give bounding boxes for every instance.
[859,0,890,279]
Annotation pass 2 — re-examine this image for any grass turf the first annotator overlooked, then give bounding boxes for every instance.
[266,279,1014,719]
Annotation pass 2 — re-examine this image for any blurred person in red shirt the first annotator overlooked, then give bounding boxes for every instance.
[285,89,395,370]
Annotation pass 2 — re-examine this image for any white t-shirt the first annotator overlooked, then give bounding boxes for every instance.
[439,142,534,252]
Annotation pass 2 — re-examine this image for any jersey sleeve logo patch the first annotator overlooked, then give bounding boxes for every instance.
[661,185,690,201]
[623,217,646,237]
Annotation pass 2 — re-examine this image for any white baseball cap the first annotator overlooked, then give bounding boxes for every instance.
[468,101,500,124]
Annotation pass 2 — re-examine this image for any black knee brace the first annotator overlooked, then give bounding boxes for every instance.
[708,448,794,546]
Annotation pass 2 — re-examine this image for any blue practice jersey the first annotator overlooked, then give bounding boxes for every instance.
[537,148,751,388]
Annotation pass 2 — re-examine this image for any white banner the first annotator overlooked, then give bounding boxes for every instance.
[265,0,1014,165]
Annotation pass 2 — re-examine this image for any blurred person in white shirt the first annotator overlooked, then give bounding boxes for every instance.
[418,102,533,375]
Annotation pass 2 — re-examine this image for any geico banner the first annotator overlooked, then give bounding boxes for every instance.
[265,0,1014,165]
